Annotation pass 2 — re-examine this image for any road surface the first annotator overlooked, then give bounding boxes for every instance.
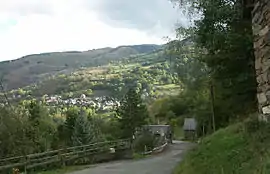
[69,141,193,174]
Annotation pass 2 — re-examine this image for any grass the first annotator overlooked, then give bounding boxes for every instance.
[173,126,184,140]
[133,153,147,160]
[37,165,92,174]
[174,117,270,174]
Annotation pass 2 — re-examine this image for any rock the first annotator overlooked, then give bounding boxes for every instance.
[257,93,267,104]
[267,30,270,43]
[253,24,262,36]
[252,1,261,15]
[261,61,270,72]
[262,105,270,114]
[265,91,270,101]
[254,36,265,49]
[259,26,269,37]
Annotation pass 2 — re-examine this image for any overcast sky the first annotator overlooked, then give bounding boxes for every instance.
[0,0,187,61]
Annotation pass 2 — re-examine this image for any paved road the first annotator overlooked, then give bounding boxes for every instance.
[69,141,193,174]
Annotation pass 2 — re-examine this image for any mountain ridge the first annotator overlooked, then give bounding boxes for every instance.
[4,44,162,62]
[0,44,162,90]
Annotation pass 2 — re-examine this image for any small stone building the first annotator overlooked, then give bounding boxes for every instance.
[183,118,197,140]
[143,125,173,143]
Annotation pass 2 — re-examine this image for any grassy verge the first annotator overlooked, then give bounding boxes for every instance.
[37,165,92,174]
[132,153,151,160]
[174,117,270,174]
[173,126,184,140]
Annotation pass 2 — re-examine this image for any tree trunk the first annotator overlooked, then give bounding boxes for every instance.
[210,80,216,132]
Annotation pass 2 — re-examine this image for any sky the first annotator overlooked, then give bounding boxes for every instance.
[0,0,187,61]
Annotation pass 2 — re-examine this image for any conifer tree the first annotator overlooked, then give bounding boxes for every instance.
[72,110,93,146]
[116,88,148,139]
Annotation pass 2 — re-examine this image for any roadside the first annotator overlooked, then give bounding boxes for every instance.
[38,165,93,174]
[174,118,270,174]
[68,141,193,174]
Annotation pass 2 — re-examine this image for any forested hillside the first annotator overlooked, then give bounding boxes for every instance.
[0,43,183,114]
[0,42,185,161]
[0,44,161,90]
[9,50,178,98]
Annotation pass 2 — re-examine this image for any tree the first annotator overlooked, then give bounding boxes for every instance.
[0,107,28,157]
[26,100,56,152]
[63,107,79,146]
[17,88,26,95]
[148,98,172,123]
[72,111,94,146]
[0,101,57,156]
[116,88,149,139]
[85,89,93,96]
[169,0,256,131]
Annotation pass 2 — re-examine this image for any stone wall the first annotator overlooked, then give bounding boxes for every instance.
[253,0,270,120]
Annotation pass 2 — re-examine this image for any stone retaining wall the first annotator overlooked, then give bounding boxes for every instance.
[253,0,270,119]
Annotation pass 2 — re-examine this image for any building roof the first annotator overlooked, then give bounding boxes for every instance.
[183,118,197,131]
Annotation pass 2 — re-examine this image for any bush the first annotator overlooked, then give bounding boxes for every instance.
[133,130,156,152]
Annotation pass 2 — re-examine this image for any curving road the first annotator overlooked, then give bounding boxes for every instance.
[69,141,193,174]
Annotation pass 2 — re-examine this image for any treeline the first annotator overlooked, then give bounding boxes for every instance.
[4,55,178,101]
[151,0,256,136]
[0,87,154,159]
[0,100,103,158]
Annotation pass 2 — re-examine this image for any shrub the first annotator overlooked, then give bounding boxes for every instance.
[133,130,156,152]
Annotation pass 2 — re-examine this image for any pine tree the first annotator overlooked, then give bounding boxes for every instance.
[26,100,52,152]
[64,107,79,146]
[71,110,94,146]
[88,115,104,142]
[116,88,148,139]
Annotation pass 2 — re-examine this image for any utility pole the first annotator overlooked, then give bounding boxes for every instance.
[209,0,216,133]
[210,79,216,132]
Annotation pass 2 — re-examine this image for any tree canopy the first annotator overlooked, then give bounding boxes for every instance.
[165,0,256,134]
[116,88,149,139]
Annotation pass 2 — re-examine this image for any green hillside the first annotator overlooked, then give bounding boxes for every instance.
[174,117,270,174]
[0,44,181,105]
[0,44,161,90]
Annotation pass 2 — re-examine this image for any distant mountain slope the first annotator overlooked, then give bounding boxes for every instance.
[0,39,195,104]
[0,44,162,90]
[1,47,181,105]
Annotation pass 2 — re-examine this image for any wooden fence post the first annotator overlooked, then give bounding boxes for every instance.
[130,139,133,151]
[58,149,66,168]
[24,155,28,174]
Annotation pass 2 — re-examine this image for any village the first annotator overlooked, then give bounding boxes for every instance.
[44,94,120,112]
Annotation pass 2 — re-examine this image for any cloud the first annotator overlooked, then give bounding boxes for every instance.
[87,0,187,37]
[0,0,185,61]
[0,0,53,16]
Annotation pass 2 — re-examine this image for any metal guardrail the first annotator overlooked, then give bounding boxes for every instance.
[141,142,168,155]
[0,139,131,173]
[141,135,169,155]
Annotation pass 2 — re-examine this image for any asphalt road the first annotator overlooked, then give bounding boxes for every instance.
[69,141,193,174]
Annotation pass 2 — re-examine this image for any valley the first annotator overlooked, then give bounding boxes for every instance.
[0,44,180,113]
